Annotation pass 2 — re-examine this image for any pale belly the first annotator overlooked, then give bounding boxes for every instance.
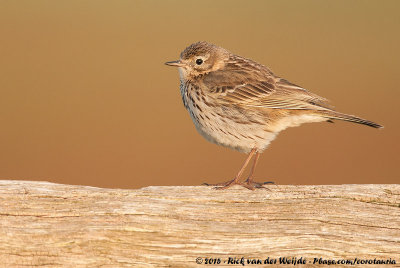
[185,97,277,153]
[180,81,325,153]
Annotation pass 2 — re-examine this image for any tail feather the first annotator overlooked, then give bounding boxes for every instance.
[317,111,383,129]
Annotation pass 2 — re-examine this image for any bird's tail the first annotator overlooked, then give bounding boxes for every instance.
[316,110,383,129]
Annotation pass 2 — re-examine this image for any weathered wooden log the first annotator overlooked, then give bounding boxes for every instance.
[0,180,399,267]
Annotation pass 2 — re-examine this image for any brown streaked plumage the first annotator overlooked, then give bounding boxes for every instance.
[165,41,383,190]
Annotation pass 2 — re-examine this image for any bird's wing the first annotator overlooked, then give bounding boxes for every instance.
[202,57,333,111]
[249,78,334,110]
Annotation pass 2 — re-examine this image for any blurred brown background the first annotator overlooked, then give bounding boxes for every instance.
[0,1,399,189]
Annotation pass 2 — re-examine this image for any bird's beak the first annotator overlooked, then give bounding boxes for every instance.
[165,60,185,67]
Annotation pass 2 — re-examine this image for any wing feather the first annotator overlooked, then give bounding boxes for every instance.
[202,55,334,111]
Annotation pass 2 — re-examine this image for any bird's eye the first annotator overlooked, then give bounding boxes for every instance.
[195,58,203,65]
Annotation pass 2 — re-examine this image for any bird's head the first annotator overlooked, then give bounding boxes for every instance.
[165,41,229,79]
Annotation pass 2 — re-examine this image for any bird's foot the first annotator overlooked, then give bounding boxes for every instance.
[203,179,274,190]
[242,178,275,190]
[202,180,232,187]
[202,178,242,190]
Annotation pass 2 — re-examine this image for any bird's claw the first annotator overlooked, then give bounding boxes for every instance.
[203,178,275,191]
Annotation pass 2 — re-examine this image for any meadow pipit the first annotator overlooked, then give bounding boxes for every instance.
[165,41,382,190]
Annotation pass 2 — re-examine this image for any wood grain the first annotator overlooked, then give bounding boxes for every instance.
[0,180,399,267]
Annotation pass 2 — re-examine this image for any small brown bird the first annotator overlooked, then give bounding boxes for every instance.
[165,41,382,190]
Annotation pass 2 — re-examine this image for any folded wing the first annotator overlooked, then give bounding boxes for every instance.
[202,55,333,111]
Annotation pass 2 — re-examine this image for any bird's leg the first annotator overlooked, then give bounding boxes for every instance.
[203,148,256,190]
[243,152,275,190]
[215,148,257,190]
